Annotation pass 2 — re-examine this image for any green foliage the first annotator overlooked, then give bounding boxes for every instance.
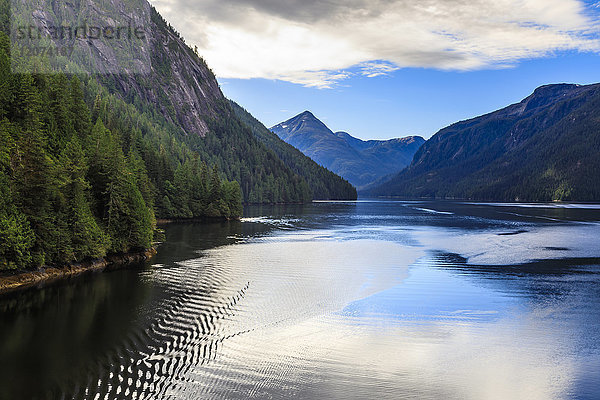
[0,174,35,270]
[59,137,108,259]
[0,29,243,270]
[86,119,153,252]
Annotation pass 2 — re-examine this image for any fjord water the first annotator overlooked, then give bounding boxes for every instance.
[1,201,600,399]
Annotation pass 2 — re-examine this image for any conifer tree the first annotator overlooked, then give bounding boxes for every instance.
[14,125,56,266]
[69,76,92,139]
[0,173,35,269]
[88,119,153,252]
[59,137,108,260]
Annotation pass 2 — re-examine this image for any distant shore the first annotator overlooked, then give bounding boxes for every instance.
[0,248,157,297]
[155,215,245,225]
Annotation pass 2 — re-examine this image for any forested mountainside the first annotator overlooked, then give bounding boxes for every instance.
[0,0,354,270]
[230,102,357,200]
[8,0,348,205]
[0,31,243,270]
[271,111,424,189]
[87,4,315,204]
[367,84,600,201]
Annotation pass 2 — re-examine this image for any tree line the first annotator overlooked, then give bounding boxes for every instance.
[0,32,242,270]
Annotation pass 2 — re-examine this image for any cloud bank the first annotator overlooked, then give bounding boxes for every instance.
[150,0,600,87]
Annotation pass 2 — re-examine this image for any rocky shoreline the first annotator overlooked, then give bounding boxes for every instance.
[0,248,157,296]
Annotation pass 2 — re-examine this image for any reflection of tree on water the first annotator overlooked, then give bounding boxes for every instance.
[0,220,255,399]
[154,220,255,264]
[0,267,153,399]
[70,270,252,399]
[68,220,257,399]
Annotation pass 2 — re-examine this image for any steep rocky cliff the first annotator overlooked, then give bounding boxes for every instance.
[13,0,220,136]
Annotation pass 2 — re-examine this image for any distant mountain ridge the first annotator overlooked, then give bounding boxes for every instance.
[271,112,424,189]
[230,102,357,200]
[367,83,600,201]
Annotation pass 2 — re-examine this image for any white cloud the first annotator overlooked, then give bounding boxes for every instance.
[359,61,401,78]
[150,0,600,88]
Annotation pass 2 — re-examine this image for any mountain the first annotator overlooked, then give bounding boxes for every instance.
[367,83,600,201]
[271,111,424,189]
[7,0,357,205]
[0,0,357,270]
[335,131,424,170]
[230,102,357,200]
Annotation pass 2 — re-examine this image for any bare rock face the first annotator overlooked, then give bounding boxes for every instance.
[132,3,224,137]
[11,0,225,137]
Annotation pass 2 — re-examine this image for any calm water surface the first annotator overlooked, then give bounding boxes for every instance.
[1,201,600,399]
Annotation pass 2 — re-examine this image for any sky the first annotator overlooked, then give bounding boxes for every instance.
[149,0,600,140]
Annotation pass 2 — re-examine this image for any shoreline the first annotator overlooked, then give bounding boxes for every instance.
[156,216,241,225]
[0,248,157,297]
[358,196,600,204]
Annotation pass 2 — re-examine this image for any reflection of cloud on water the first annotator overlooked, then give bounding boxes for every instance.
[103,218,598,399]
[412,224,600,265]
[167,223,594,399]
[413,207,455,215]
[240,216,301,228]
[183,301,577,400]
[188,235,421,334]
[149,234,423,398]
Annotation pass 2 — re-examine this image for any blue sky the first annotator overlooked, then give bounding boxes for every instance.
[220,51,600,140]
[151,0,600,140]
